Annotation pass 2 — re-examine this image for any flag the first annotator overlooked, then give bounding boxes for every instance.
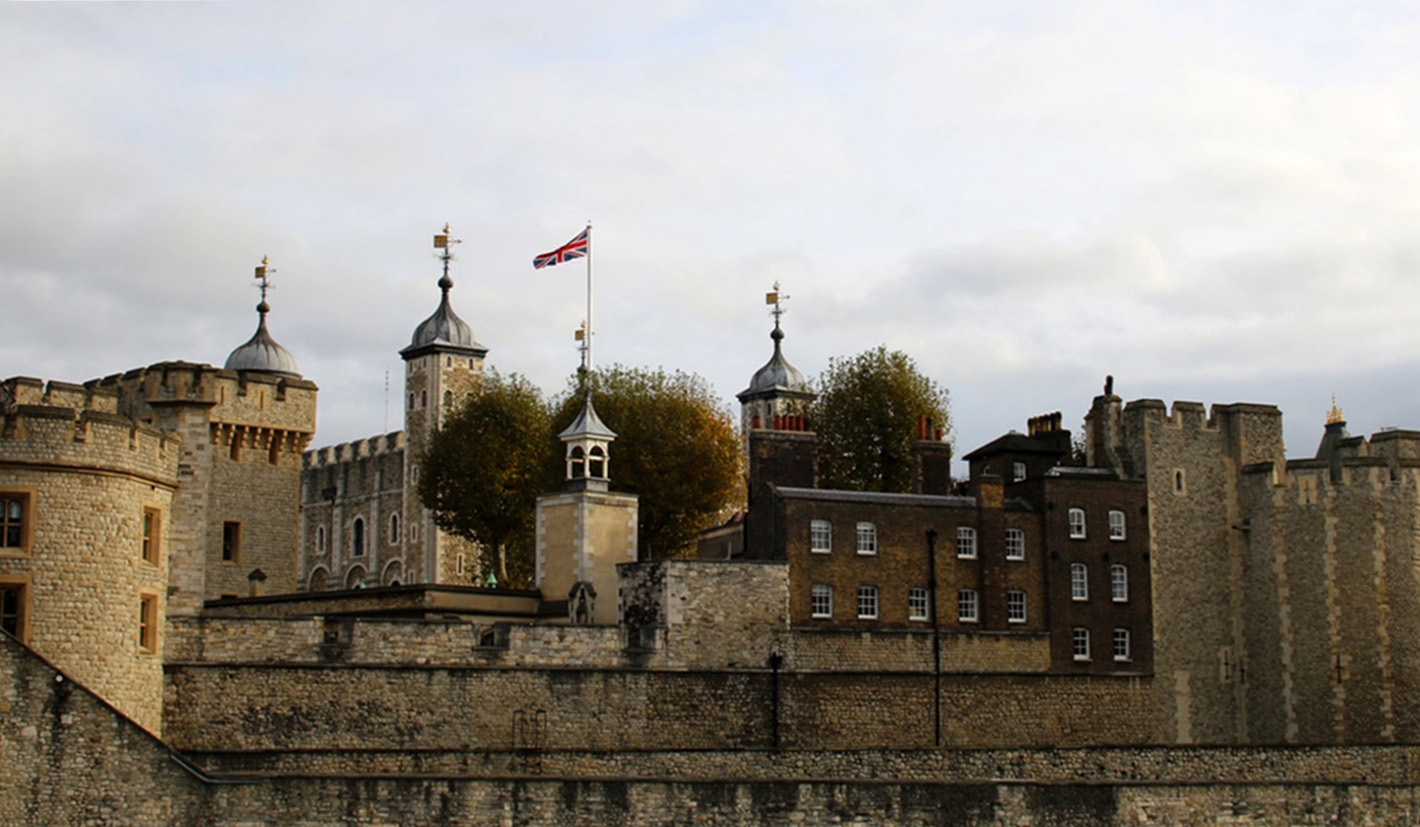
[533,227,590,269]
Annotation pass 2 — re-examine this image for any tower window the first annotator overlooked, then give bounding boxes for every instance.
[0,493,28,551]
[409,393,415,411]
[389,513,401,545]
[421,390,427,408]
[1,582,27,642]
[352,518,365,557]
[222,522,241,563]
[138,594,158,652]
[588,446,606,478]
[444,390,453,409]
[141,507,161,565]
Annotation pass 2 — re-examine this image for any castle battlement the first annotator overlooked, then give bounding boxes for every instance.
[303,430,405,468]
[1,376,178,487]
[97,362,318,438]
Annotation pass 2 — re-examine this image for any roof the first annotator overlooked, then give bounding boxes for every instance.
[962,431,1067,461]
[737,328,812,401]
[400,277,488,359]
[559,392,617,440]
[776,486,977,509]
[224,304,301,378]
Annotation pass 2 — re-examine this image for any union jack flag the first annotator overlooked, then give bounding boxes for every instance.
[533,227,590,269]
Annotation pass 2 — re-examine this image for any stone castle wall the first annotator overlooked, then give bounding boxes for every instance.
[0,377,178,733]
[302,432,411,590]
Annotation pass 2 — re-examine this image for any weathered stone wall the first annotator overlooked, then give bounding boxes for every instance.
[301,432,410,590]
[0,378,177,732]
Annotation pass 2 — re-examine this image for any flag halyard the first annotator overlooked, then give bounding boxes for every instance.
[533,228,590,269]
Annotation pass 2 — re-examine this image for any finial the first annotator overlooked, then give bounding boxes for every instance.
[766,281,788,342]
[252,255,275,314]
[575,321,589,373]
[433,223,461,291]
[1327,395,1345,425]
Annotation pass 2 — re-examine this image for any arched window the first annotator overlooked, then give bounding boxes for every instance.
[569,446,586,479]
[443,390,453,408]
[389,513,400,545]
[308,567,328,592]
[345,565,367,590]
[316,526,326,553]
[588,446,605,478]
[352,518,365,557]
[420,390,427,408]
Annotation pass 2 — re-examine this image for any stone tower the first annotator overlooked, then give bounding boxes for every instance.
[399,226,487,584]
[535,391,638,625]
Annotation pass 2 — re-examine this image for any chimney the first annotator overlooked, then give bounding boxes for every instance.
[912,424,953,496]
[744,427,817,558]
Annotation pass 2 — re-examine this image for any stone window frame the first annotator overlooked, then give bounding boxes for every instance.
[222,521,242,565]
[809,520,832,554]
[1173,469,1187,496]
[0,576,31,644]
[855,522,877,556]
[317,525,327,554]
[1110,564,1129,602]
[1108,509,1126,540]
[857,585,879,619]
[1112,628,1131,662]
[0,489,35,557]
[1070,562,1088,601]
[810,584,833,618]
[1005,528,1025,561]
[1068,507,1087,539]
[1072,627,1091,661]
[957,588,979,623]
[1006,590,1027,624]
[389,513,401,546]
[908,587,930,621]
[1012,461,1026,483]
[141,506,162,566]
[137,592,159,654]
[956,526,977,559]
[410,522,420,543]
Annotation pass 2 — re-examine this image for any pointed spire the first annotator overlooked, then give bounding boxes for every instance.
[738,282,810,401]
[402,224,487,360]
[224,255,301,377]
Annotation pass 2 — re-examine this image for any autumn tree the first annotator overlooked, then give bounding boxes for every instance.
[418,371,558,588]
[811,346,951,492]
[549,366,742,558]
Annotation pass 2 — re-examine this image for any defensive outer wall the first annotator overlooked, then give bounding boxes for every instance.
[8,633,1420,826]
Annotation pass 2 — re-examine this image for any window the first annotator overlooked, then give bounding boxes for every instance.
[389,514,400,545]
[1113,628,1131,662]
[857,585,879,619]
[229,436,242,462]
[957,589,979,623]
[1068,508,1086,539]
[1070,563,1088,601]
[1173,469,1186,495]
[856,522,877,555]
[1,583,26,642]
[1072,628,1091,661]
[811,584,833,618]
[810,520,832,554]
[408,393,415,411]
[411,465,420,484]
[317,526,326,553]
[222,522,241,563]
[421,390,427,408]
[909,588,930,621]
[1108,510,1126,540]
[956,526,977,559]
[443,390,453,409]
[456,553,466,576]
[1007,590,1027,624]
[352,518,365,557]
[1005,528,1025,560]
[1013,462,1026,482]
[1111,564,1129,602]
[138,594,158,653]
[141,507,161,565]
[0,493,27,551]
[269,436,281,465]
[410,523,420,543]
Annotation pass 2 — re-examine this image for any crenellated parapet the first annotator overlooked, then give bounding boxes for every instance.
[303,431,405,469]
[98,361,318,438]
[1,376,179,488]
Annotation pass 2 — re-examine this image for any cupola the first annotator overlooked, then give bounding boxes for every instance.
[400,225,488,362]
[559,390,616,492]
[224,256,301,378]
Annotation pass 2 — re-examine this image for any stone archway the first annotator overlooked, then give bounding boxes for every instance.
[345,565,367,590]
[382,559,403,587]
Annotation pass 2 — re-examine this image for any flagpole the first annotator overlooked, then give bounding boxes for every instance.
[585,221,593,373]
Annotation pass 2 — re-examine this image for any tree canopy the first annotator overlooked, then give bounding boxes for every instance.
[549,365,742,559]
[418,371,558,588]
[811,346,951,492]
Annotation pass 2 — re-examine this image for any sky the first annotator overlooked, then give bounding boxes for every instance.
[5,1,1420,471]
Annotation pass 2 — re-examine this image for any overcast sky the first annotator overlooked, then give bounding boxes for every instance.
[5,1,1420,470]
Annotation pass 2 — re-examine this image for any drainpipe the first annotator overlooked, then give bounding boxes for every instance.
[927,528,942,747]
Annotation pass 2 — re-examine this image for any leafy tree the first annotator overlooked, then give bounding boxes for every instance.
[418,371,557,588]
[811,346,951,492]
[549,366,742,558]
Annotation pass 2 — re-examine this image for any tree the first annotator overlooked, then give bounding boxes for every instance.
[549,365,742,558]
[811,346,951,492]
[418,371,557,588]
